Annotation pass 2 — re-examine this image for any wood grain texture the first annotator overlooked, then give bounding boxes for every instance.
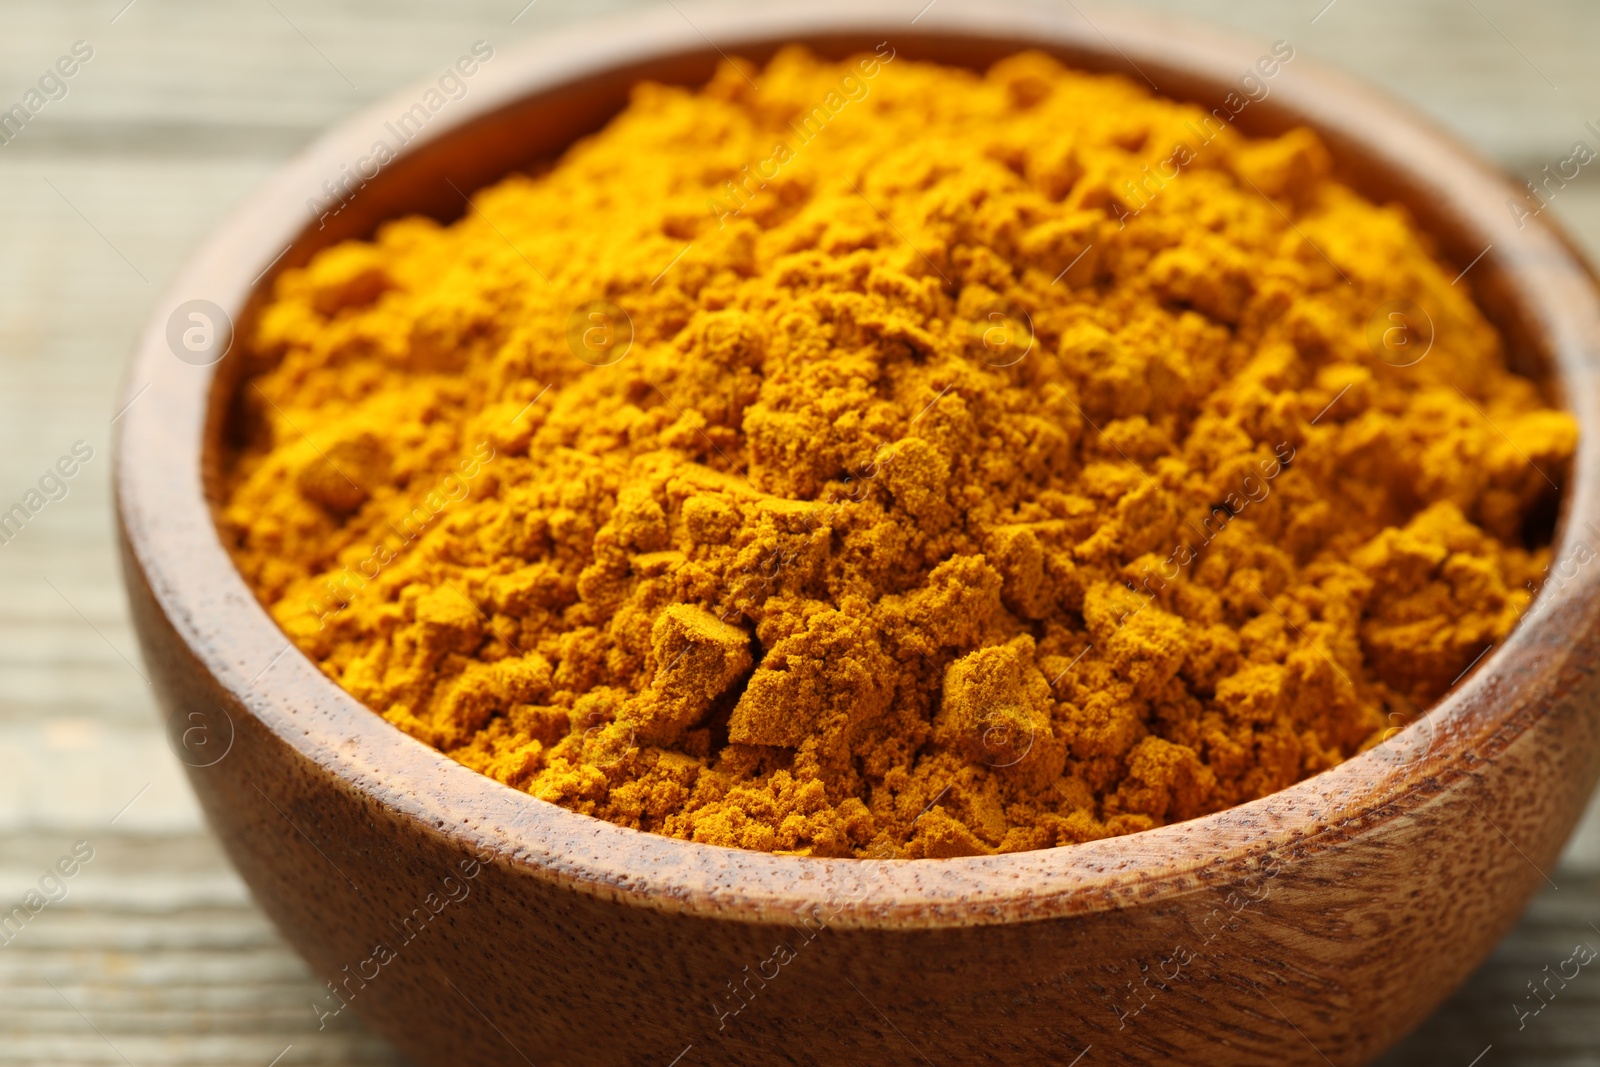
[4,0,1600,1064]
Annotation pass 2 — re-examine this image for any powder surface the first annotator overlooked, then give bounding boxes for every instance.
[221,48,1575,858]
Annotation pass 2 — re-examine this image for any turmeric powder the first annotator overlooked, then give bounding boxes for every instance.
[221,48,1575,858]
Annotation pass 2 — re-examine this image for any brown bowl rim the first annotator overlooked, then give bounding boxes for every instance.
[114,0,1600,930]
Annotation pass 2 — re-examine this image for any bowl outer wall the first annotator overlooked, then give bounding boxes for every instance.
[115,3,1600,1063]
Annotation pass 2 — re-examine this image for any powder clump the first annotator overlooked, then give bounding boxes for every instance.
[221,48,1574,857]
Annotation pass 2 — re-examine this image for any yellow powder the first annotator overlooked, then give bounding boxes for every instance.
[221,47,1574,858]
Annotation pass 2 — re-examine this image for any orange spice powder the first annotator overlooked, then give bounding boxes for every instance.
[220,48,1575,857]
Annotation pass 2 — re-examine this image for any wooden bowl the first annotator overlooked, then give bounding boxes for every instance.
[115,3,1600,1065]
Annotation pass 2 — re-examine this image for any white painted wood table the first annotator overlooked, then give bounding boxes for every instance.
[1,1,1597,1063]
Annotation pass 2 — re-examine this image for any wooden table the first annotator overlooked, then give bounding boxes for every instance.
[1,1,1596,1063]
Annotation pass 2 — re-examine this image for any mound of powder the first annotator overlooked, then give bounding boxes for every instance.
[221,48,1574,857]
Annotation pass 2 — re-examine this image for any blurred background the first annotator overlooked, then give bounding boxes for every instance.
[1,1,1597,1063]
